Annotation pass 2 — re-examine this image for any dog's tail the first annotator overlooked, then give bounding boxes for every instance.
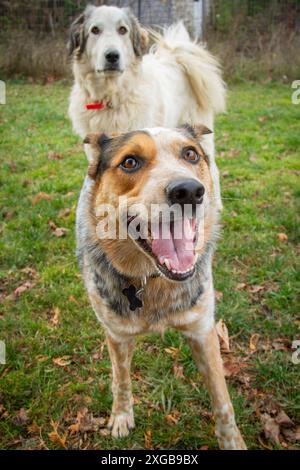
[150,23,226,115]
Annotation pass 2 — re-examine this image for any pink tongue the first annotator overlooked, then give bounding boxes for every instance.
[151,218,196,272]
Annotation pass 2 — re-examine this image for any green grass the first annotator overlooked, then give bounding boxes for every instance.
[0,81,299,450]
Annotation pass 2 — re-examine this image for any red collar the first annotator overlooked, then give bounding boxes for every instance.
[85,101,111,110]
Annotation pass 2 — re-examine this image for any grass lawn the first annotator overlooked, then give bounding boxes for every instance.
[0,80,299,450]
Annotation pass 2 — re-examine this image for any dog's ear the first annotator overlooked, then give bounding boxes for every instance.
[182,123,213,139]
[124,8,148,57]
[84,133,111,179]
[68,5,95,56]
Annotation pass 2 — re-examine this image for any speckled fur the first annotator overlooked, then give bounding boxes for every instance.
[76,127,246,448]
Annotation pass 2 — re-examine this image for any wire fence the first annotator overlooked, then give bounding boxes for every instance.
[0,0,299,37]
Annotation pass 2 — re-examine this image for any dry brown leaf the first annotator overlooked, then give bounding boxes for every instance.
[27,422,41,435]
[13,408,29,425]
[48,151,63,161]
[272,338,291,351]
[165,414,178,425]
[14,281,34,297]
[277,233,288,242]
[31,192,52,205]
[228,149,241,158]
[173,363,184,379]
[50,307,60,326]
[249,285,265,294]
[258,116,268,123]
[275,411,294,427]
[58,208,71,218]
[216,319,230,353]
[52,356,71,367]
[215,290,223,301]
[20,267,37,278]
[48,420,68,449]
[223,357,248,378]
[249,333,260,352]
[282,428,300,442]
[236,282,247,290]
[164,347,179,358]
[144,429,152,449]
[249,154,258,162]
[260,413,280,445]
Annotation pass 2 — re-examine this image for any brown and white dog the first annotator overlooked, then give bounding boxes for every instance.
[76,125,247,450]
[68,4,226,210]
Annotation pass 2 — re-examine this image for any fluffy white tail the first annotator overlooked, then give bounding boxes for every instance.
[151,22,226,115]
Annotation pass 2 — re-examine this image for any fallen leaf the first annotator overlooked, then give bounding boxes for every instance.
[48,151,63,161]
[173,363,184,379]
[249,333,260,352]
[282,428,300,442]
[20,267,37,278]
[52,356,71,367]
[236,282,247,290]
[144,429,152,449]
[13,408,29,426]
[258,116,268,123]
[223,357,248,378]
[165,414,178,425]
[66,192,74,198]
[48,221,68,238]
[272,338,291,351]
[228,149,241,158]
[31,192,52,205]
[248,285,264,294]
[216,319,230,353]
[164,347,179,358]
[275,411,294,427]
[249,154,258,162]
[27,422,41,435]
[277,233,288,242]
[14,281,34,297]
[215,290,223,301]
[50,307,60,326]
[48,420,68,449]
[260,413,280,445]
[58,208,71,218]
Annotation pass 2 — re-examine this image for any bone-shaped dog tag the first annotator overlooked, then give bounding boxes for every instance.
[122,285,143,311]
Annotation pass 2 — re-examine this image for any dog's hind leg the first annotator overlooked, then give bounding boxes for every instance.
[187,326,247,450]
[106,332,135,438]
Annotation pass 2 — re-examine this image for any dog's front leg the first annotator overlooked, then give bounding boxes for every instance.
[187,326,247,450]
[106,332,135,438]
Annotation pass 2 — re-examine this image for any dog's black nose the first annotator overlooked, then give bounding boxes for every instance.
[166,179,205,207]
[105,49,120,64]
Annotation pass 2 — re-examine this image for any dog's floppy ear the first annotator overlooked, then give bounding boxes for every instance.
[68,5,95,56]
[182,123,213,139]
[124,8,149,57]
[84,133,111,179]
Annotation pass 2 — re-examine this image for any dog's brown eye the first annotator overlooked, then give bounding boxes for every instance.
[183,148,200,164]
[119,156,140,172]
[91,26,101,35]
[118,26,128,35]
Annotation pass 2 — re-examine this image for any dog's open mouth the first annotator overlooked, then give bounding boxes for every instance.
[127,217,198,281]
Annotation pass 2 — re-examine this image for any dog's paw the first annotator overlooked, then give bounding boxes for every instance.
[107,411,135,438]
[216,427,247,450]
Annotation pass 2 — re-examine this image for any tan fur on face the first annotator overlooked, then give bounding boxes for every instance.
[85,128,217,277]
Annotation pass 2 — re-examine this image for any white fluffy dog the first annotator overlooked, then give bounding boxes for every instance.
[68,4,226,209]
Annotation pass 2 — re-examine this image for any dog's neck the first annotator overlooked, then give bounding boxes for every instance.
[73,59,142,109]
